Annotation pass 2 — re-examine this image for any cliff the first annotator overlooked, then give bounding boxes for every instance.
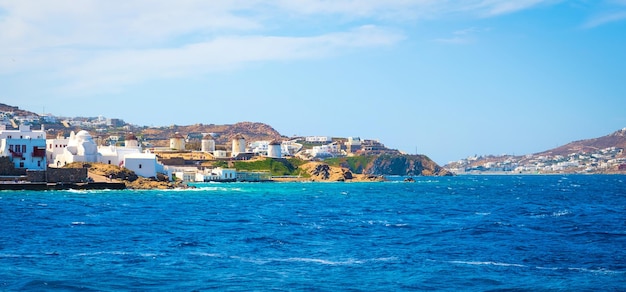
[326,154,453,176]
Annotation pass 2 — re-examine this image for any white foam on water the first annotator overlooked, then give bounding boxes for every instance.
[189,252,222,258]
[449,260,527,268]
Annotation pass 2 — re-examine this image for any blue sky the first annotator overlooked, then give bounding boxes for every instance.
[2,1,625,164]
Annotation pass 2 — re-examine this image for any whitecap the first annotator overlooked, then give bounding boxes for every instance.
[189,252,222,258]
[449,260,526,268]
[552,210,570,217]
[71,221,86,225]
[281,257,364,265]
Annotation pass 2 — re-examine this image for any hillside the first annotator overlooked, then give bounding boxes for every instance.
[326,154,453,176]
[0,103,39,117]
[536,128,626,157]
[445,128,626,174]
[139,121,283,147]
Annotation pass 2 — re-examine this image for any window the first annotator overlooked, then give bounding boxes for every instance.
[139,164,142,169]
[22,145,26,152]
[108,160,111,164]
[19,162,24,168]
[9,145,13,151]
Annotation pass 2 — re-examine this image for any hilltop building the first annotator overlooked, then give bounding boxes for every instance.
[345,137,362,153]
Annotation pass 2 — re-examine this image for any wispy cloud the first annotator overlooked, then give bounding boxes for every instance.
[472,0,558,17]
[433,27,489,45]
[55,25,404,94]
[583,10,626,28]
[0,0,559,94]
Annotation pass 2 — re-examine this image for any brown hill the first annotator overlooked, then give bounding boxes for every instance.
[536,128,626,157]
[0,103,39,117]
[139,121,283,147]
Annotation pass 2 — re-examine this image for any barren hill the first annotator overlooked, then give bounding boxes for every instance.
[140,121,284,147]
[0,103,39,117]
[536,128,626,156]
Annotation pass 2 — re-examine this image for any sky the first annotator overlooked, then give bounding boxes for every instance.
[1,1,625,164]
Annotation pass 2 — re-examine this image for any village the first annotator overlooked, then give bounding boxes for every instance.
[446,136,626,175]
[0,108,399,187]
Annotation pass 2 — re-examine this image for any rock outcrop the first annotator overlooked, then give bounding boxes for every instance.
[365,154,453,176]
[300,162,384,182]
[66,162,188,189]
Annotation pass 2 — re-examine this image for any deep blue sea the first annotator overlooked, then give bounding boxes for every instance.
[1,175,625,291]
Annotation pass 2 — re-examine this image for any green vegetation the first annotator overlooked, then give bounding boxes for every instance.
[325,156,376,174]
[233,158,296,176]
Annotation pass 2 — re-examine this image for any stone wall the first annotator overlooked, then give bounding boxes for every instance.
[46,168,88,183]
[0,156,26,175]
[27,170,46,182]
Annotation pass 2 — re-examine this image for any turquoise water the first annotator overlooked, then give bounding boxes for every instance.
[1,175,625,291]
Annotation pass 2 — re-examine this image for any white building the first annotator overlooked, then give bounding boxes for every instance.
[249,140,270,156]
[345,136,362,153]
[196,167,237,182]
[98,145,141,167]
[201,135,216,153]
[309,143,340,158]
[123,152,163,178]
[52,130,98,166]
[49,130,166,179]
[268,140,282,158]
[0,124,47,170]
[170,132,185,150]
[305,136,332,143]
[232,134,246,157]
[46,133,69,166]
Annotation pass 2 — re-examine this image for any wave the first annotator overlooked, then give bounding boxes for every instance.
[447,260,625,274]
[529,209,571,218]
[448,260,526,268]
[231,256,398,266]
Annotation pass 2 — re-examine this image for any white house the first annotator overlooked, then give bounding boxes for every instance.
[196,167,237,182]
[305,136,332,143]
[309,144,340,158]
[46,133,69,167]
[0,124,47,170]
[123,152,163,178]
[213,150,228,158]
[250,140,270,156]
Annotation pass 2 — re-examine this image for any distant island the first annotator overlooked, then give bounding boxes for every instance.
[445,128,626,174]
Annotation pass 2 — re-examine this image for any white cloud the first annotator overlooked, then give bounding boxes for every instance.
[583,10,626,28]
[55,25,404,94]
[433,27,489,44]
[0,0,559,93]
[472,0,557,17]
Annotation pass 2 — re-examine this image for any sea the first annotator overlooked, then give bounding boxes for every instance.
[1,175,625,291]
